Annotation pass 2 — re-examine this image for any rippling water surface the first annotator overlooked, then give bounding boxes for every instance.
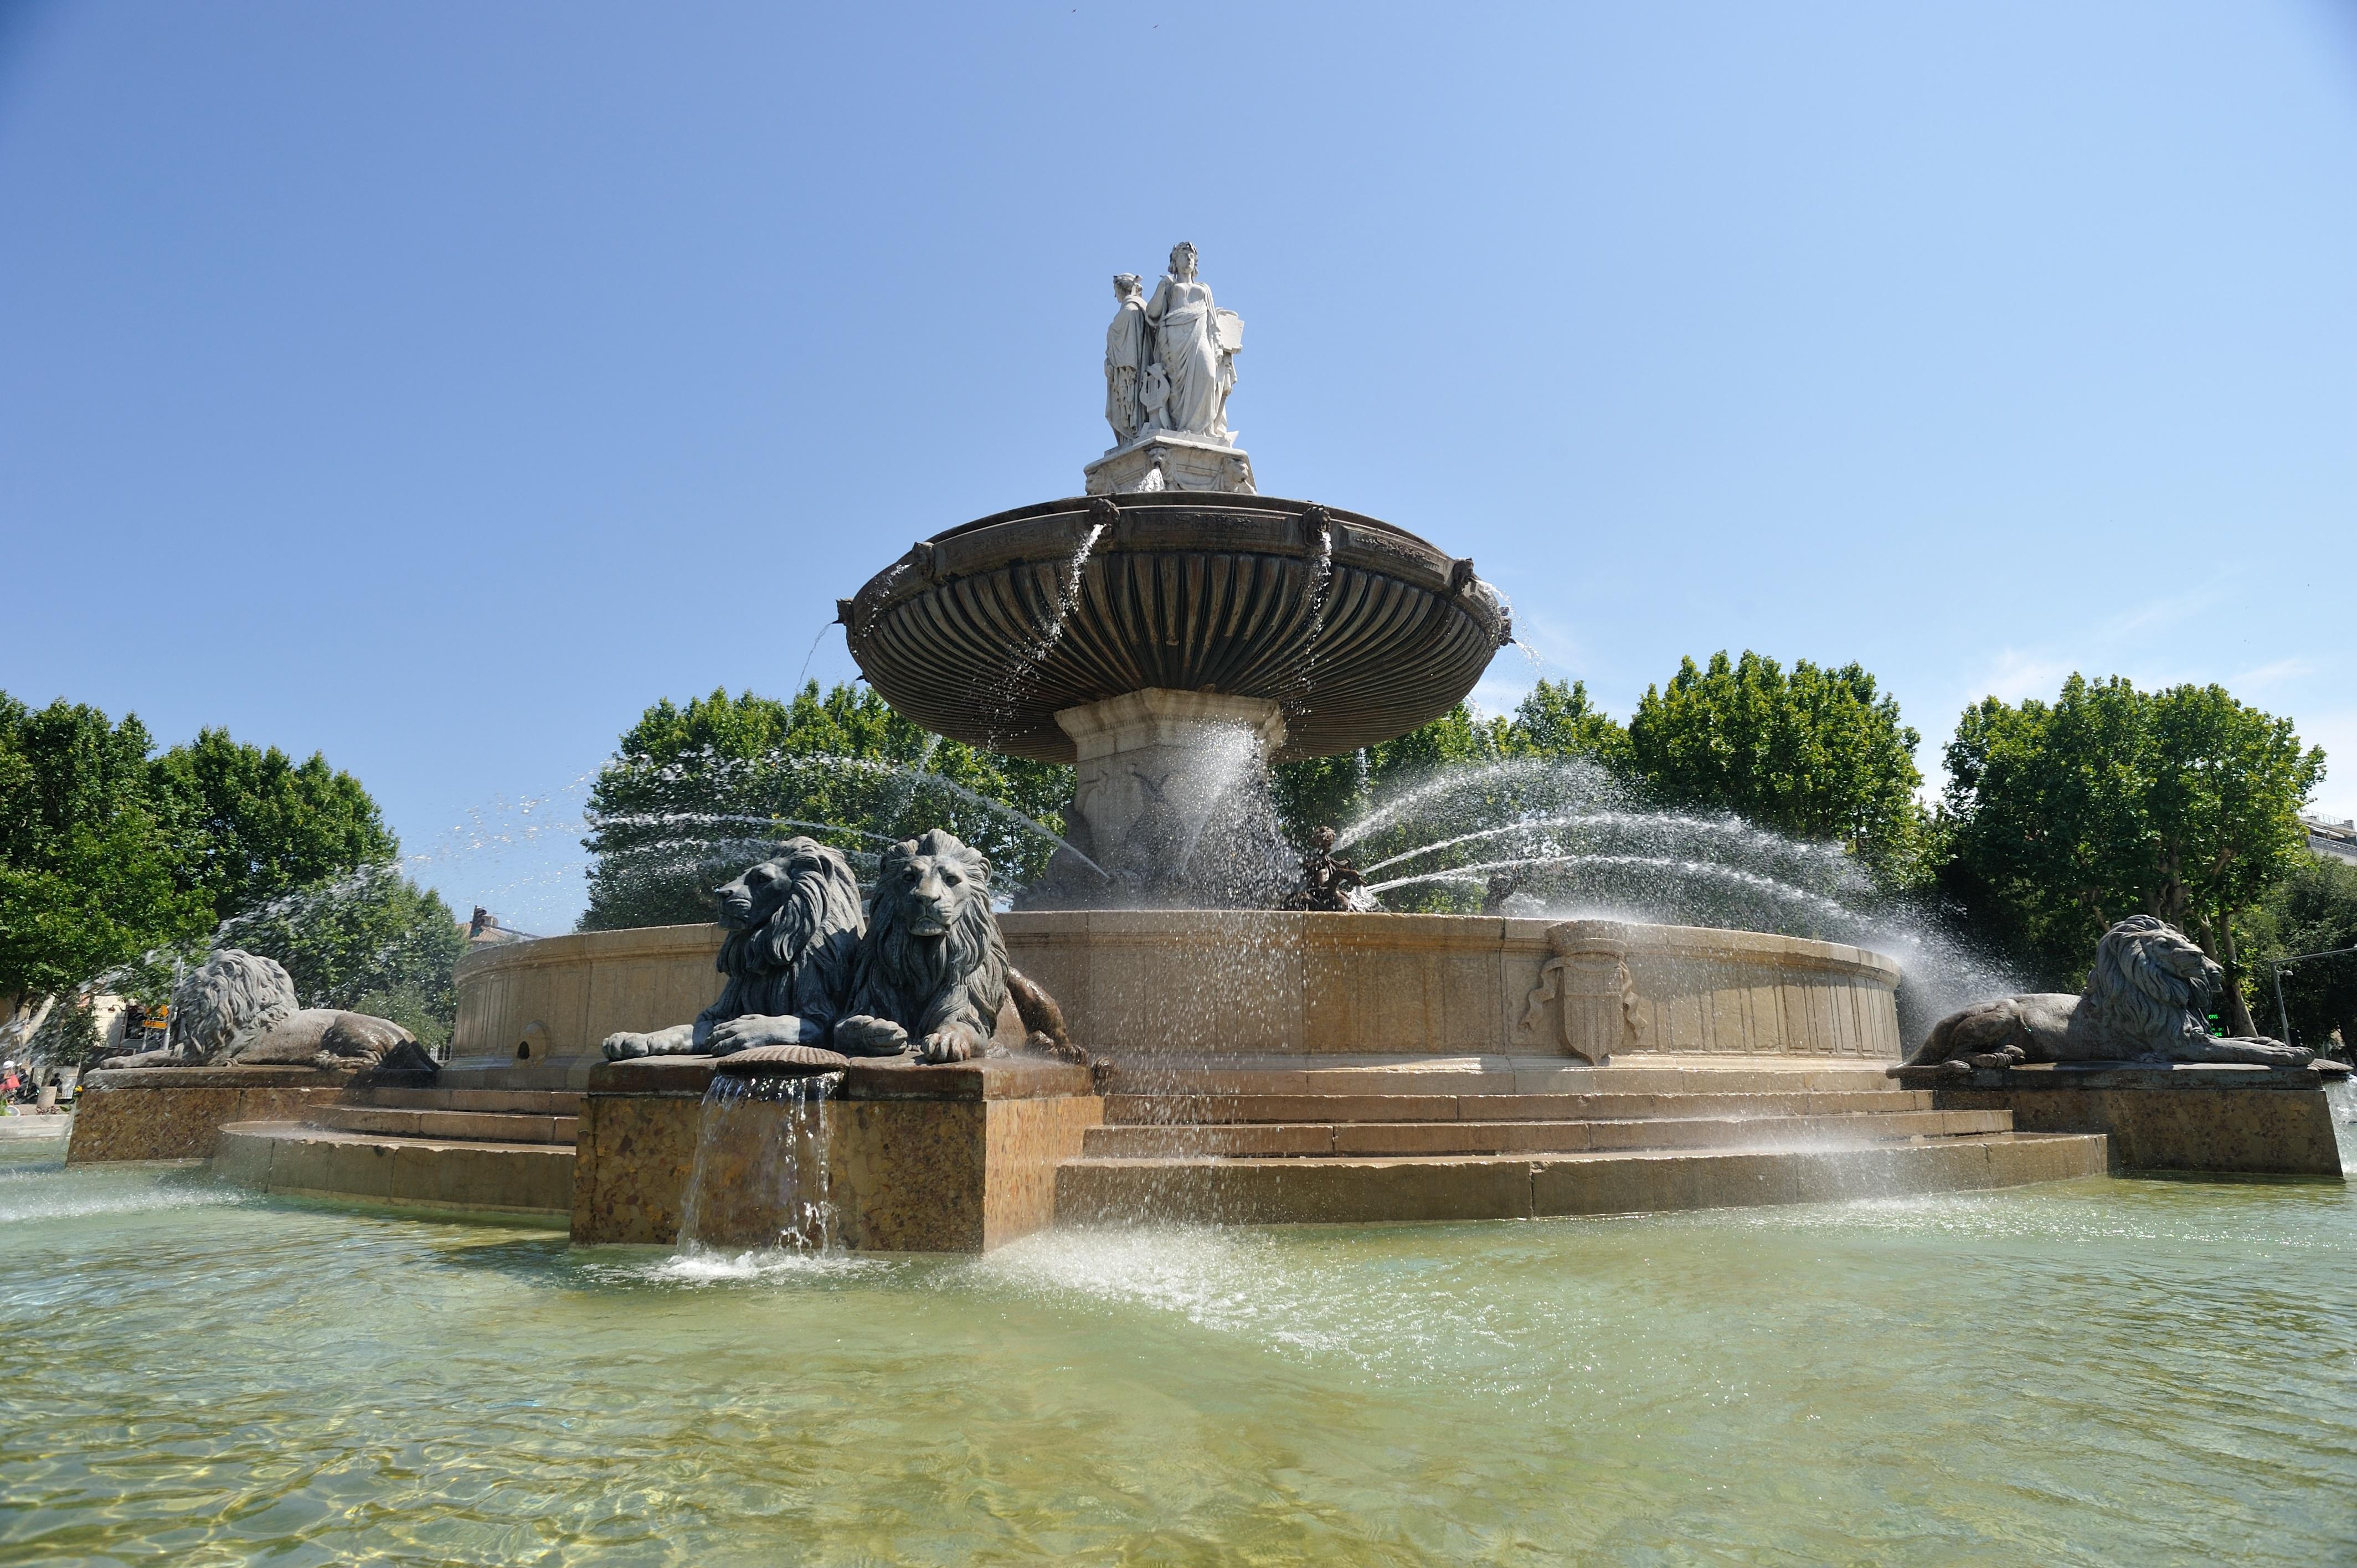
[2,1145,2351,1565]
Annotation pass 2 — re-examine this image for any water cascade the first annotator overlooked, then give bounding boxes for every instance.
[676,1067,844,1253]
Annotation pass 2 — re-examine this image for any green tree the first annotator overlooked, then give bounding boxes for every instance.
[0,696,204,1023]
[150,728,398,929]
[1940,675,2325,1024]
[0,699,463,1054]
[579,683,1071,930]
[1502,678,1629,767]
[2243,854,2357,1056]
[1626,651,1926,880]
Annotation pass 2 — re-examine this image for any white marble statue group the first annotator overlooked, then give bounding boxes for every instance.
[1103,241,1243,448]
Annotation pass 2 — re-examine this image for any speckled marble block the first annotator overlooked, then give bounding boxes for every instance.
[570,1056,1101,1250]
[66,1066,357,1163]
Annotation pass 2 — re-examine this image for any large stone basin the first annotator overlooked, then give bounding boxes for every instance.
[446,914,1903,1079]
[839,493,1513,764]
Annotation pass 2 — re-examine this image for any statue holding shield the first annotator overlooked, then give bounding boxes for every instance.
[1142,242,1242,442]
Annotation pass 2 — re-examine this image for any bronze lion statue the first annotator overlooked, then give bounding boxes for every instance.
[833,828,1079,1065]
[101,948,436,1073]
[603,838,867,1060]
[1902,915,2314,1073]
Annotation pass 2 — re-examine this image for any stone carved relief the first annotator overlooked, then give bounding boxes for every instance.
[1515,925,1646,1066]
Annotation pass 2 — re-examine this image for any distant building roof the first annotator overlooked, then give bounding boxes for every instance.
[2305,815,2357,866]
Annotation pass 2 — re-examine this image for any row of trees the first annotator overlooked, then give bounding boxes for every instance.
[579,656,2350,1046]
[0,694,464,1060]
[578,683,1068,930]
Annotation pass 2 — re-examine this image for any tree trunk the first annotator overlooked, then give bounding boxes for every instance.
[2216,912,2260,1037]
[0,994,55,1054]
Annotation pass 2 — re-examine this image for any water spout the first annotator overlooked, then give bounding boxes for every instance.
[677,1070,844,1254]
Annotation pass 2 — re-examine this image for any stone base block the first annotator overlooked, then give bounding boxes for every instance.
[1899,1061,2350,1178]
[569,1055,1101,1251]
[1082,432,1254,496]
[66,1067,357,1163]
[214,1122,574,1219]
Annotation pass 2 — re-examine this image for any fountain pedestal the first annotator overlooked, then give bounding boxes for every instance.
[1082,430,1255,496]
[570,1055,1101,1250]
[1035,688,1291,907]
[1897,1060,2351,1178]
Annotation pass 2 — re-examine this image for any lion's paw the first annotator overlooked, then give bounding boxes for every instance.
[601,1033,651,1061]
[833,1015,910,1057]
[919,1029,979,1065]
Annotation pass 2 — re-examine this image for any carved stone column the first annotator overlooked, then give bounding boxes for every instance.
[1032,688,1290,907]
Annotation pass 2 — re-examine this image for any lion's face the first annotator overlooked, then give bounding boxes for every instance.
[879,833,989,936]
[712,842,836,933]
[2148,932,2221,993]
[712,859,793,932]
[2104,916,2222,1015]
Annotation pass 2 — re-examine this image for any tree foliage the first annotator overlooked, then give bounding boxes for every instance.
[151,728,397,929]
[0,696,203,1003]
[218,869,466,1051]
[2242,854,2357,1056]
[0,693,460,1049]
[1939,675,2325,1017]
[578,683,1071,930]
[1625,651,1926,881]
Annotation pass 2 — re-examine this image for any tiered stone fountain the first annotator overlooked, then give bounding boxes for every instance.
[186,247,2158,1234]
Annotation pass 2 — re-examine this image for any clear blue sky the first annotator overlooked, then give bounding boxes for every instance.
[4,1,2353,931]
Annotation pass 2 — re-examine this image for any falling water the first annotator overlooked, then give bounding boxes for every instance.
[2325,1078,2357,1175]
[676,1070,844,1254]
[1284,508,1336,706]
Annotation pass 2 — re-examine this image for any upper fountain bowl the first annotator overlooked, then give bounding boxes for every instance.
[838,493,1512,765]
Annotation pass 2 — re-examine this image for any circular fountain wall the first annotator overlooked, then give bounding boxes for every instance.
[444,914,1902,1080]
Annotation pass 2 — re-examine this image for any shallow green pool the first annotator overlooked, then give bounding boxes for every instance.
[3,1146,2351,1566]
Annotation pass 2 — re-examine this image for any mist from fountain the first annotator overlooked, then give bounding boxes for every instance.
[1331,753,2029,1041]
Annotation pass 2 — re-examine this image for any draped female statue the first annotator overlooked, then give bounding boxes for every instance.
[1141,242,1238,441]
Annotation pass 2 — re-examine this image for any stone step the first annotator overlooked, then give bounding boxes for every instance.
[213,1121,573,1220]
[1080,1107,2014,1158]
[1094,1061,1906,1097]
[308,1105,579,1146]
[1102,1089,1938,1126]
[1054,1132,2109,1226]
[347,1086,582,1116]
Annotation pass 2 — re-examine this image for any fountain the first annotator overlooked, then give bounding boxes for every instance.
[197,245,2341,1238]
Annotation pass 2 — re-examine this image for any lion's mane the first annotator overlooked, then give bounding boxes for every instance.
[2065,914,2219,1056]
[699,838,867,1036]
[170,950,301,1062]
[847,828,1007,1053]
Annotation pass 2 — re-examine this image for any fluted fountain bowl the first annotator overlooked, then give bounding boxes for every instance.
[838,493,1512,764]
